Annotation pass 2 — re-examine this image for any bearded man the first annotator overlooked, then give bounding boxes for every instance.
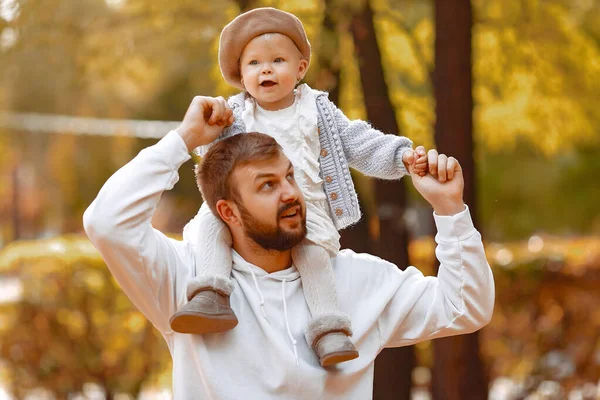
[84,96,494,400]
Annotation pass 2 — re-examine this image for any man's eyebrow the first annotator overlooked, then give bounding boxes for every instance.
[253,162,293,181]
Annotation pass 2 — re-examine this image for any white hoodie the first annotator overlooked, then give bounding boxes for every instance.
[83,131,495,400]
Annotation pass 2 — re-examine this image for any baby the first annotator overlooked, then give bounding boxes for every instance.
[170,7,428,367]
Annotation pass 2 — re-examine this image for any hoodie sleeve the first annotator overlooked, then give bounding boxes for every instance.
[375,206,495,348]
[83,131,194,334]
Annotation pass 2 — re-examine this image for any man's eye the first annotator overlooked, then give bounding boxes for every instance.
[274,57,283,63]
[286,173,294,181]
[261,181,273,190]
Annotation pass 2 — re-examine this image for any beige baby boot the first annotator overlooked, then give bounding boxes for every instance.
[306,313,359,367]
[169,276,238,334]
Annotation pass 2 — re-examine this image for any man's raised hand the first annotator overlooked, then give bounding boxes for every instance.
[176,96,235,152]
[407,150,465,216]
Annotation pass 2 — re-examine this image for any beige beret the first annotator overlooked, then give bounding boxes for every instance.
[219,7,311,90]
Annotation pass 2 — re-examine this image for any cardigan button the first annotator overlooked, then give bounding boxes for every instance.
[318,128,321,135]
[335,208,343,216]
[320,148,328,157]
[325,176,333,183]
[330,192,338,201]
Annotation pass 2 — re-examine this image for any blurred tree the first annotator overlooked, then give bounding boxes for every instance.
[0,236,170,399]
[350,0,414,398]
[431,1,488,399]
[318,0,373,254]
[313,0,342,104]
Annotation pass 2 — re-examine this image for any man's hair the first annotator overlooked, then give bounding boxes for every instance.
[195,132,283,216]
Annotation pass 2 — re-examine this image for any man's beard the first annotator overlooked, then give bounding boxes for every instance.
[237,200,307,251]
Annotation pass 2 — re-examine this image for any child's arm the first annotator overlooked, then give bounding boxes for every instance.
[402,147,428,177]
[320,97,423,180]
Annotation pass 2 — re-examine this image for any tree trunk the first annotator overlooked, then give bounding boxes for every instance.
[315,0,341,104]
[12,165,20,240]
[317,0,372,253]
[432,1,488,399]
[350,1,414,398]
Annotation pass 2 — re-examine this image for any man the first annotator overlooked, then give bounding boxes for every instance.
[84,96,495,399]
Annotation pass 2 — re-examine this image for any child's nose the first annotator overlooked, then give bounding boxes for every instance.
[261,63,273,73]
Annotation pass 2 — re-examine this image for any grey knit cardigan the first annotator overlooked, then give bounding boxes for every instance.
[196,88,413,230]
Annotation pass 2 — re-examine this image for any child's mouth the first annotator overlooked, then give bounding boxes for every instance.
[260,81,276,87]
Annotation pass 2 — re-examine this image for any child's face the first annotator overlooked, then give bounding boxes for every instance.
[239,33,308,111]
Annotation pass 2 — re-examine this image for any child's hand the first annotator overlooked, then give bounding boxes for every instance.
[176,96,235,152]
[402,146,428,177]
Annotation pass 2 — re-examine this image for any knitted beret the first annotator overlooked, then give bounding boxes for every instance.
[219,7,311,90]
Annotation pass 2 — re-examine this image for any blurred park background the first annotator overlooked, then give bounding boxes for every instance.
[0,0,599,399]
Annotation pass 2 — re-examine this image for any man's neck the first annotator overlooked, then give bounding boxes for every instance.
[232,238,293,274]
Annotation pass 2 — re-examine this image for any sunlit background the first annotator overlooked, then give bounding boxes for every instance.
[0,0,599,399]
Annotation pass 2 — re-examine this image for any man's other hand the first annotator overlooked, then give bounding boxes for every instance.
[176,96,235,152]
[408,150,465,216]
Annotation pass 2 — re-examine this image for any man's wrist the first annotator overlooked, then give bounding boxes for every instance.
[157,131,193,167]
[175,127,199,153]
[432,200,465,216]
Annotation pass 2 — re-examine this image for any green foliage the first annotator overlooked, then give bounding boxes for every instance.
[478,141,600,240]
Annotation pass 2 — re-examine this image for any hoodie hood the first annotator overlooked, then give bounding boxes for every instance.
[182,212,300,283]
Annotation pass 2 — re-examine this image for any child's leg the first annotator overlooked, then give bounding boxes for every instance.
[170,202,238,334]
[292,240,358,366]
[187,203,234,298]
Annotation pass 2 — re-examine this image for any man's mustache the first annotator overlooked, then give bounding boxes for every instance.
[277,201,303,219]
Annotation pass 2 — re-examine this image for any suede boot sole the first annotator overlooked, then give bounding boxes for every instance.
[170,311,238,334]
[320,350,360,367]
[315,332,359,367]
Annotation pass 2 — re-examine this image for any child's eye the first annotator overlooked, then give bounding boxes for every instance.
[274,57,283,63]
[249,60,258,65]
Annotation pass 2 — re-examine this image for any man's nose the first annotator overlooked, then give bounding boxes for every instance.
[280,180,299,203]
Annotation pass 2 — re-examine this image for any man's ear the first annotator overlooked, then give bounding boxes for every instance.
[216,199,241,227]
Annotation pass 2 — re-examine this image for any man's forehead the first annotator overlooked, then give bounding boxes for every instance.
[234,154,292,181]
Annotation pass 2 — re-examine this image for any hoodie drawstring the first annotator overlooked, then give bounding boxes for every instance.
[282,279,299,366]
[244,262,268,320]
